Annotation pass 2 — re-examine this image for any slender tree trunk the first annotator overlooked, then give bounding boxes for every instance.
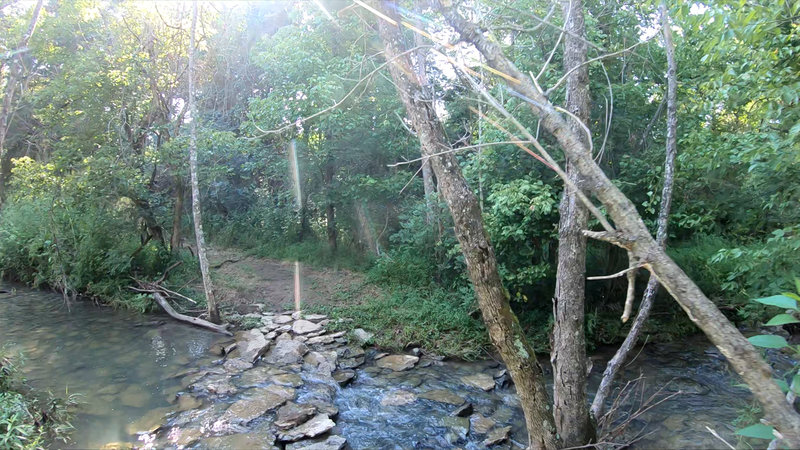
[591,3,679,419]
[0,0,43,204]
[413,25,437,225]
[376,3,558,448]
[170,175,185,253]
[438,4,800,446]
[551,0,594,445]
[188,2,219,324]
[326,203,337,251]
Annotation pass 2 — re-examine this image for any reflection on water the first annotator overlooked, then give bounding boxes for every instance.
[0,286,224,449]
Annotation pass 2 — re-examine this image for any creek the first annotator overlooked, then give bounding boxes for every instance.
[0,287,762,449]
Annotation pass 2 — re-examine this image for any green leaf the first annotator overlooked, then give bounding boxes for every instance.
[775,378,789,392]
[786,292,800,301]
[765,314,800,326]
[794,278,800,296]
[748,334,789,348]
[793,374,800,394]
[736,424,775,440]
[754,295,797,310]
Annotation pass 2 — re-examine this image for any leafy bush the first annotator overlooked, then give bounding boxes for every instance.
[0,350,76,449]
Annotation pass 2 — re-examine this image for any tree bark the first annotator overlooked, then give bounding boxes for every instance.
[438,3,800,446]
[188,2,220,324]
[551,0,594,445]
[375,3,558,448]
[590,3,679,420]
[326,203,337,251]
[0,0,43,204]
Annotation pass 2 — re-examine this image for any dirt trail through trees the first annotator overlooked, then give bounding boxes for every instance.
[206,248,371,312]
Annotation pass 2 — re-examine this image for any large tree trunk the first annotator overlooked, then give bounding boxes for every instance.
[551,0,594,445]
[375,3,558,448]
[0,0,44,204]
[188,2,220,324]
[438,4,800,446]
[591,2,679,419]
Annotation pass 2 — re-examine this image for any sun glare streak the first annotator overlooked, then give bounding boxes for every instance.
[288,139,302,210]
[312,0,336,22]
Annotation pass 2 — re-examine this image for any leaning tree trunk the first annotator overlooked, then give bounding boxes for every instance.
[551,0,594,445]
[591,2,679,419]
[438,3,800,446]
[375,2,558,448]
[188,2,220,324]
[171,175,185,253]
[0,0,44,204]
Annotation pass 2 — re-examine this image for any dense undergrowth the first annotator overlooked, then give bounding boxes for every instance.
[0,349,76,449]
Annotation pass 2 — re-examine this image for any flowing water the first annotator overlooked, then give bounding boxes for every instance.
[0,286,773,449]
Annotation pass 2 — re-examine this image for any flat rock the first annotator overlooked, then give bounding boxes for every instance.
[337,345,365,359]
[126,407,170,434]
[470,413,495,434]
[235,329,270,363]
[483,426,511,447]
[375,354,419,371]
[337,356,365,370]
[277,414,335,442]
[419,389,465,405]
[223,357,253,373]
[304,314,328,322]
[220,385,296,424]
[380,390,418,406]
[169,427,203,447]
[176,394,202,412]
[287,435,346,450]
[306,334,336,345]
[264,339,309,365]
[275,315,294,324]
[293,319,323,335]
[275,402,317,429]
[352,328,374,344]
[461,373,495,391]
[440,416,469,439]
[202,431,277,449]
[332,370,355,387]
[273,372,304,387]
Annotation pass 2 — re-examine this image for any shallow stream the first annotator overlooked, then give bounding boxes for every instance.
[0,287,765,449]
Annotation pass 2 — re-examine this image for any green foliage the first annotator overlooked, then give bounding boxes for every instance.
[315,285,488,360]
[0,350,76,449]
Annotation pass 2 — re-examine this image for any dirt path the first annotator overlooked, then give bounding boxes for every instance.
[206,247,374,313]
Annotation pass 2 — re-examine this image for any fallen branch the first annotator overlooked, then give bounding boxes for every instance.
[151,292,232,336]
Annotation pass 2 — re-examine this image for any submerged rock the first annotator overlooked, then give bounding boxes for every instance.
[275,402,316,429]
[419,389,465,405]
[201,430,277,449]
[461,373,495,391]
[375,354,419,371]
[380,390,418,406]
[440,416,470,439]
[119,385,151,408]
[220,385,296,424]
[286,435,346,450]
[277,413,335,442]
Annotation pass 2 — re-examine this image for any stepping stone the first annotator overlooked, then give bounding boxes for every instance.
[277,414,335,442]
[461,373,496,391]
[220,385,296,424]
[375,354,419,371]
[275,402,316,430]
[470,413,495,434]
[482,426,511,447]
[286,435,346,450]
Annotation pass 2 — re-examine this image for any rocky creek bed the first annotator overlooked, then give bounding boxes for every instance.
[1,287,769,449]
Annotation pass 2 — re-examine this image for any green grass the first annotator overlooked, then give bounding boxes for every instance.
[312,284,489,360]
